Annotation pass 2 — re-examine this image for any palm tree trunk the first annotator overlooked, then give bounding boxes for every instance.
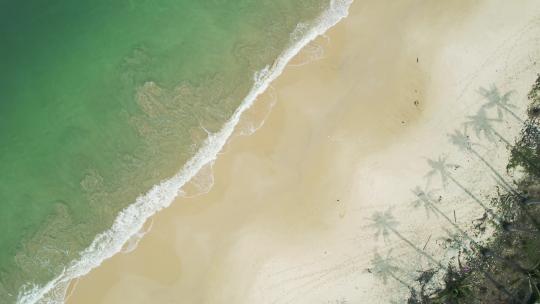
[492,128,512,147]
[390,273,413,290]
[470,150,540,231]
[426,201,517,300]
[484,272,518,301]
[503,224,538,234]
[447,174,499,223]
[502,105,525,124]
[470,148,518,194]
[526,200,540,206]
[427,200,528,273]
[481,250,529,274]
[429,203,470,241]
[470,148,540,231]
[389,227,444,269]
[448,169,540,236]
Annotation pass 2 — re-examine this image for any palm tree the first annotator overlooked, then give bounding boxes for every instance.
[424,155,459,188]
[412,186,482,245]
[452,126,540,231]
[369,209,399,243]
[415,186,533,271]
[478,85,523,123]
[448,129,474,151]
[411,186,440,218]
[370,250,411,289]
[369,209,443,268]
[464,110,540,179]
[411,188,519,299]
[425,156,495,218]
[463,108,510,147]
[411,186,483,245]
[448,129,517,194]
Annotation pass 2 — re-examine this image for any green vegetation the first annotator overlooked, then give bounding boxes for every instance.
[406,76,540,304]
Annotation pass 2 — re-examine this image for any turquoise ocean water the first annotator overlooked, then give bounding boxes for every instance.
[0,0,349,302]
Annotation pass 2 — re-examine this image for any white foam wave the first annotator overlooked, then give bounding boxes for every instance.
[120,218,154,254]
[17,1,353,303]
[180,162,215,198]
[288,41,327,67]
[236,86,278,137]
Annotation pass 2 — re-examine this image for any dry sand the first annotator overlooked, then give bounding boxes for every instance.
[66,0,540,303]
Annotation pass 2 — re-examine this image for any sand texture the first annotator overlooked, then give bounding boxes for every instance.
[67,1,540,303]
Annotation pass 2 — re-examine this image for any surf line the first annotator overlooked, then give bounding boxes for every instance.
[17,1,353,303]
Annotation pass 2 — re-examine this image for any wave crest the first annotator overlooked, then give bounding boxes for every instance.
[17,1,353,303]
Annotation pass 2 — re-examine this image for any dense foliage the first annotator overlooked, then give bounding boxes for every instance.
[407,76,540,304]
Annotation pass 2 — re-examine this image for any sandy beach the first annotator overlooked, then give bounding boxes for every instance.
[66,1,540,303]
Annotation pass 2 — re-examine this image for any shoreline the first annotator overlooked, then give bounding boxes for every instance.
[17,1,354,303]
[67,0,540,303]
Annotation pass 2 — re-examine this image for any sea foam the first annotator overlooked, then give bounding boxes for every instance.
[17,0,353,303]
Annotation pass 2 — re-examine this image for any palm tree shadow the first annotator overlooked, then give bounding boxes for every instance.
[410,185,483,253]
[423,155,460,189]
[369,249,412,289]
[423,155,497,220]
[478,84,523,123]
[367,208,398,244]
[463,107,511,147]
[410,185,442,219]
[448,128,518,194]
[368,208,444,269]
